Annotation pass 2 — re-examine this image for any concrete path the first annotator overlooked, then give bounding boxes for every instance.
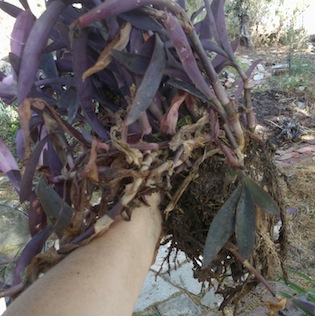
[133,241,221,316]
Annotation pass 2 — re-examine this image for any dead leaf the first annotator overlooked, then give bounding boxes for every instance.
[168,114,209,152]
[110,126,143,167]
[264,297,287,316]
[27,247,64,282]
[82,22,132,80]
[99,167,145,184]
[160,91,187,135]
[80,139,99,182]
[95,139,109,151]
[17,99,33,163]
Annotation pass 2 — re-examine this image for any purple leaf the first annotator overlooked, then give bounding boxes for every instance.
[0,138,21,192]
[10,10,35,59]
[164,67,192,83]
[216,61,233,76]
[46,141,71,206]
[111,50,151,75]
[12,225,53,286]
[0,1,23,18]
[70,27,110,140]
[231,38,240,52]
[35,176,73,234]
[47,141,62,178]
[8,53,20,79]
[16,128,24,160]
[163,13,213,100]
[28,192,47,237]
[148,95,163,122]
[39,53,61,93]
[176,0,186,10]
[292,295,315,315]
[58,3,82,25]
[119,9,163,32]
[78,0,182,27]
[20,135,49,203]
[19,0,30,11]
[78,0,151,27]
[165,47,183,69]
[106,16,120,41]
[58,88,80,123]
[202,185,241,268]
[166,78,206,100]
[243,175,280,215]
[211,39,238,73]
[45,37,68,53]
[235,185,256,259]
[211,0,234,59]
[17,0,69,104]
[125,34,165,126]
[129,27,145,54]
[201,39,228,58]
[0,74,17,104]
[138,33,156,56]
[113,63,134,95]
[203,0,221,46]
[43,105,91,147]
[56,51,73,72]
[198,13,213,41]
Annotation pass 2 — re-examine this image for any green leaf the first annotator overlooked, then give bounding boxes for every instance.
[277,280,307,295]
[308,293,315,303]
[243,175,280,215]
[35,175,73,233]
[276,291,293,299]
[289,269,315,287]
[235,185,256,259]
[286,281,308,295]
[202,185,241,269]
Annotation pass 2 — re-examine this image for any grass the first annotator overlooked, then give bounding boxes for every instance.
[0,101,19,154]
[268,52,315,100]
[276,270,315,316]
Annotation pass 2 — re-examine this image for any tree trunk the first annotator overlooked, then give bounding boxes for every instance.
[240,13,254,48]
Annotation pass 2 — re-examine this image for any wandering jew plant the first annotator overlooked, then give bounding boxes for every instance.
[0,0,288,309]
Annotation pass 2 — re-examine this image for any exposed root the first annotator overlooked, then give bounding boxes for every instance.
[163,140,288,307]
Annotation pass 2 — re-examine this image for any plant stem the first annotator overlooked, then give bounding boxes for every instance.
[188,27,245,151]
[227,242,278,298]
[234,64,256,132]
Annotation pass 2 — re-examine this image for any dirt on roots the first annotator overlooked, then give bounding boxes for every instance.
[163,139,288,308]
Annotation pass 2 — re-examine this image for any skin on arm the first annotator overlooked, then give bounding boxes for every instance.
[4,192,162,316]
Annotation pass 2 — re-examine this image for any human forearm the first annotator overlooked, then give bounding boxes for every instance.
[4,193,162,316]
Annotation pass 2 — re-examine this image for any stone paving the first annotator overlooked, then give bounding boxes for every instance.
[274,139,315,167]
[133,242,222,316]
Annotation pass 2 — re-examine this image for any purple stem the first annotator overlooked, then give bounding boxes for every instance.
[78,0,186,27]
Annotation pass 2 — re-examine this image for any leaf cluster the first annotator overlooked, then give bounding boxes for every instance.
[0,0,279,299]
